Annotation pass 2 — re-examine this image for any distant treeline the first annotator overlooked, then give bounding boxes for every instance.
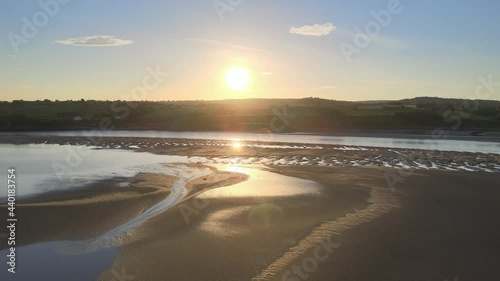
[1,97,499,132]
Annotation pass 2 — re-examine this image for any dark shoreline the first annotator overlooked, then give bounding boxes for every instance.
[2,129,500,142]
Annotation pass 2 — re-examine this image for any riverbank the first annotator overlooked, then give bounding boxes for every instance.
[2,128,500,142]
[1,135,499,172]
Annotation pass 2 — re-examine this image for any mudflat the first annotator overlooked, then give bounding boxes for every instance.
[97,166,500,281]
[1,161,499,281]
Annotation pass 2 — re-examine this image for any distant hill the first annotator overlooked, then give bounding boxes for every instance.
[400,97,500,107]
[1,97,499,132]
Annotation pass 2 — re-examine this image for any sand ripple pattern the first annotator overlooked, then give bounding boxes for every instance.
[253,186,400,281]
[3,135,499,172]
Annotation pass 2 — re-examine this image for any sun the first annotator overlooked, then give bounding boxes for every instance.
[225,67,250,91]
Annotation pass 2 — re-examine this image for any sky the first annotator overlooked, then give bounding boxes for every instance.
[1,0,500,102]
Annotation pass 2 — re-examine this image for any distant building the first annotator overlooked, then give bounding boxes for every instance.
[73,116,83,121]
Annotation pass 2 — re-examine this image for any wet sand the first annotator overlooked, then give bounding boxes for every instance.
[93,165,500,281]
[0,164,248,250]
[261,166,500,281]
[96,165,373,281]
[0,147,499,280]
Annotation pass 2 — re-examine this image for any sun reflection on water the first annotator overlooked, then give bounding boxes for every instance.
[231,141,243,149]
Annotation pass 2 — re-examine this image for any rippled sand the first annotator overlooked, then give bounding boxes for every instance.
[1,135,499,172]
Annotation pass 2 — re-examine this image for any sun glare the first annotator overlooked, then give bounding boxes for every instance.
[232,141,243,149]
[225,67,250,91]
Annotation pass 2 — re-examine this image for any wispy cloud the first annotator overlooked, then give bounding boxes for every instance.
[187,38,265,53]
[54,35,133,47]
[289,22,335,37]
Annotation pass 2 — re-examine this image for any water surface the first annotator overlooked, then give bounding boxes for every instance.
[0,241,117,281]
[4,130,500,154]
[0,144,192,200]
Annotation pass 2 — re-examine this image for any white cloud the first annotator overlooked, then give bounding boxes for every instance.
[54,35,133,47]
[289,22,336,37]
